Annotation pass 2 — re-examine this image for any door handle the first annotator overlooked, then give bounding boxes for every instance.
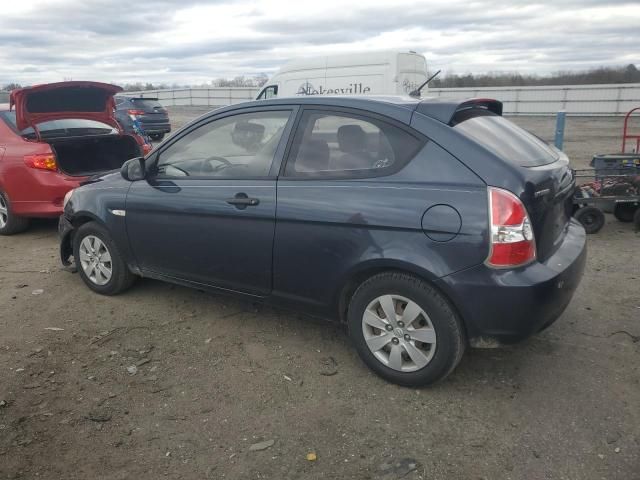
[226,193,259,209]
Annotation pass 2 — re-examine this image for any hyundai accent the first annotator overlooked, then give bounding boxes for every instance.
[59,95,586,386]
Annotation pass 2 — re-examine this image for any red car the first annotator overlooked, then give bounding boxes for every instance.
[0,81,152,235]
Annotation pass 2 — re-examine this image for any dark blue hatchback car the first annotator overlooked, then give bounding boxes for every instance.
[59,95,586,386]
[114,96,171,140]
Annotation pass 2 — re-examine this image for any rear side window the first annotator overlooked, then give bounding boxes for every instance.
[285,111,423,177]
[453,110,559,167]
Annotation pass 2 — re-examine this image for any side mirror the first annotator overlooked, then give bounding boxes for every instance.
[121,157,146,182]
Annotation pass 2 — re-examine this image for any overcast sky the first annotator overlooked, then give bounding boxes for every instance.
[1,0,639,86]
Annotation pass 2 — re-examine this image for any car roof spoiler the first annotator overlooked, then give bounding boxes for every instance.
[415,98,503,125]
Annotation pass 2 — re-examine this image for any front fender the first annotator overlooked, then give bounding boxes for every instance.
[59,178,134,270]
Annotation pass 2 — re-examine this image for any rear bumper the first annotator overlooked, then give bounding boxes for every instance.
[118,117,171,135]
[436,219,587,346]
[10,171,84,218]
[139,121,171,134]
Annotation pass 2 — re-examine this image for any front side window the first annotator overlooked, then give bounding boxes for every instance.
[284,111,424,177]
[155,110,291,178]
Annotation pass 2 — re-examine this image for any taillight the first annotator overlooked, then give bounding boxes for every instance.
[486,187,536,268]
[127,109,145,116]
[24,153,58,172]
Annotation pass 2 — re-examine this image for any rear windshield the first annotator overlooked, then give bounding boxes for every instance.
[453,110,559,167]
[0,111,116,139]
[128,98,165,110]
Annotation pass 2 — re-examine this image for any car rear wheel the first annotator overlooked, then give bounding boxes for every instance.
[0,191,30,236]
[574,206,605,234]
[150,133,165,141]
[348,272,465,387]
[73,221,136,295]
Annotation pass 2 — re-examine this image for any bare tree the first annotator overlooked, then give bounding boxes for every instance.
[2,82,22,92]
[211,74,270,88]
[430,64,640,88]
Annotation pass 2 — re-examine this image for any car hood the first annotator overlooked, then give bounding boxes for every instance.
[10,81,123,132]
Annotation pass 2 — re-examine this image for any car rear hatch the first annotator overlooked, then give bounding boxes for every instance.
[125,98,169,128]
[452,109,575,261]
[10,81,123,136]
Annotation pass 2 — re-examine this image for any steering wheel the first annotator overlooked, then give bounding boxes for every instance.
[158,163,190,177]
[201,155,233,174]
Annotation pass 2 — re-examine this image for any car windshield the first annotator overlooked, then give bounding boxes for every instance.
[1,111,116,139]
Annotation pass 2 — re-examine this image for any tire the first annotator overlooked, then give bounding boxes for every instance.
[574,206,605,234]
[73,221,136,295]
[634,208,640,232]
[0,191,30,235]
[150,133,165,141]
[347,272,465,387]
[613,203,637,223]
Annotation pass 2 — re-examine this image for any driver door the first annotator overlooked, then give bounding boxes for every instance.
[125,107,296,296]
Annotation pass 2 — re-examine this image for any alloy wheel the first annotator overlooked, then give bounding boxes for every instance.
[79,235,113,286]
[361,294,437,372]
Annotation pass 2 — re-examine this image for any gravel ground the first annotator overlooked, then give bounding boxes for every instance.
[0,112,638,480]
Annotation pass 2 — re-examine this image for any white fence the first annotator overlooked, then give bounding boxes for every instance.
[4,83,636,115]
[429,83,640,116]
[124,87,260,108]
[128,83,640,116]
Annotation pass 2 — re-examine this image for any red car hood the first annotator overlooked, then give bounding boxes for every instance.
[10,81,123,132]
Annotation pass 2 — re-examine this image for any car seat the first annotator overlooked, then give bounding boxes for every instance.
[294,138,330,172]
[336,124,373,170]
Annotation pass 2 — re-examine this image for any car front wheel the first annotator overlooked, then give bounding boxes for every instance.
[0,191,30,235]
[73,221,136,295]
[348,272,465,387]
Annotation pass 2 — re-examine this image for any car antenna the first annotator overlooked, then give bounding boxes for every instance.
[409,70,441,98]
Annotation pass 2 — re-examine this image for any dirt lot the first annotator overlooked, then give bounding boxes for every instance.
[1,113,639,480]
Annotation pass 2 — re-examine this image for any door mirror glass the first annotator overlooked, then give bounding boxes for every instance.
[121,157,146,181]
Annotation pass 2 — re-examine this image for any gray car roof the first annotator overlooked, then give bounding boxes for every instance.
[216,95,502,125]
